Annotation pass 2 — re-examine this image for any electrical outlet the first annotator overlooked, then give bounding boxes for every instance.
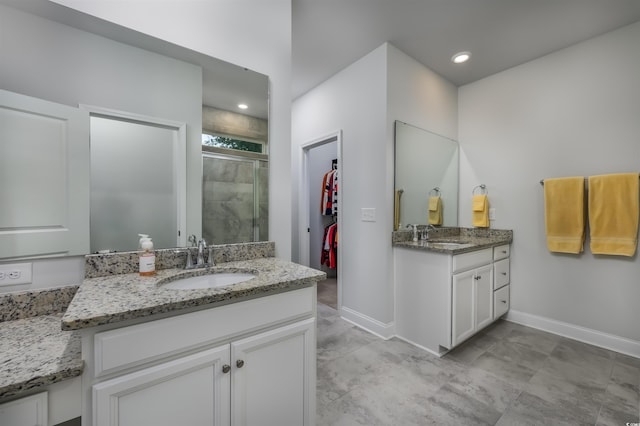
[0,262,32,286]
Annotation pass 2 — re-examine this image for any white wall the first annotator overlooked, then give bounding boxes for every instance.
[387,45,459,227]
[459,21,640,346]
[52,0,293,260]
[293,44,391,332]
[0,3,202,291]
[292,43,458,335]
[387,45,458,141]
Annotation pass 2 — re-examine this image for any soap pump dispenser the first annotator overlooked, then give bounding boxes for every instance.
[407,224,419,242]
[138,234,156,276]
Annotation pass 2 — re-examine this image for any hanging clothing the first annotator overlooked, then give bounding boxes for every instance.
[321,223,338,269]
[321,169,338,215]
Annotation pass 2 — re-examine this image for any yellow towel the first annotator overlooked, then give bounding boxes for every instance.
[544,176,585,254]
[588,173,639,256]
[472,194,489,228]
[428,196,442,225]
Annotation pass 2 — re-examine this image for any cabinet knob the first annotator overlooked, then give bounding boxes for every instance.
[222,364,231,374]
[236,359,245,368]
[501,300,507,304]
[501,272,507,276]
[475,275,481,280]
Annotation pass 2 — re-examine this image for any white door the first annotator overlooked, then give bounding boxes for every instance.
[93,345,231,426]
[231,318,315,426]
[452,270,475,346]
[474,264,494,331]
[0,89,89,259]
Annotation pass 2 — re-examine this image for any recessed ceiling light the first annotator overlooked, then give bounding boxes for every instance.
[451,51,471,64]
[238,103,248,110]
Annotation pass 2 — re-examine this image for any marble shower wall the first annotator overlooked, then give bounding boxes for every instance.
[202,155,268,244]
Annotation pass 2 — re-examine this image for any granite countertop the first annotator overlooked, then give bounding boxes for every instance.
[0,314,83,400]
[62,257,326,331]
[392,227,513,254]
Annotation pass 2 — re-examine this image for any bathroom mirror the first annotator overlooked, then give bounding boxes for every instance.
[394,121,459,228]
[0,0,268,258]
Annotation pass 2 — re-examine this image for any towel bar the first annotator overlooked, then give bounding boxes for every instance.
[472,184,487,195]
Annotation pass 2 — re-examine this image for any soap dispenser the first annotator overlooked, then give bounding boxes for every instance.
[407,224,419,242]
[138,234,156,276]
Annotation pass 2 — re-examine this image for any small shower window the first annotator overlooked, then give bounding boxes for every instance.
[202,133,263,154]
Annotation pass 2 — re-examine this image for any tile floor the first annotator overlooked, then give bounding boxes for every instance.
[317,278,337,309]
[316,302,640,426]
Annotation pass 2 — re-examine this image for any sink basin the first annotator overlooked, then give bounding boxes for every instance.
[160,272,256,290]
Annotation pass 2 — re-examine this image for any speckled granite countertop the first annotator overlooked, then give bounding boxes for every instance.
[393,227,513,254]
[62,257,326,331]
[0,314,82,400]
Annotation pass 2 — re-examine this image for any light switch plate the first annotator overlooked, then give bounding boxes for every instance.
[0,262,32,286]
[361,208,376,222]
[489,208,496,220]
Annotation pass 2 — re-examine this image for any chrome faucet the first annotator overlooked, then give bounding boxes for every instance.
[422,224,436,240]
[197,239,208,266]
[184,238,214,269]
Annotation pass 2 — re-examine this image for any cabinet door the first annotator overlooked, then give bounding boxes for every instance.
[452,270,475,346]
[93,345,231,426]
[231,318,315,426]
[0,392,47,426]
[0,89,89,259]
[474,264,494,331]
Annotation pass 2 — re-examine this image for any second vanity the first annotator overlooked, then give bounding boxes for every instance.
[61,242,324,426]
[393,227,513,356]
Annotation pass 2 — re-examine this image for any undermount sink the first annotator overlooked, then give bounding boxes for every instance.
[159,271,256,290]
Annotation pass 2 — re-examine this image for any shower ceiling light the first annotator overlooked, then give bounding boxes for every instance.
[451,51,471,64]
[238,103,248,109]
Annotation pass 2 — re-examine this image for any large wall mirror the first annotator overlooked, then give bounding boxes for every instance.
[394,121,459,229]
[0,0,268,258]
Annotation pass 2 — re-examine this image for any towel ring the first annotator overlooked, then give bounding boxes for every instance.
[472,184,487,195]
[429,187,440,196]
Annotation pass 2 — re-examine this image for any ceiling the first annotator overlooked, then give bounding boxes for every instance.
[292,0,640,99]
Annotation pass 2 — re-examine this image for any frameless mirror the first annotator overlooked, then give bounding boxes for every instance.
[394,121,459,228]
[0,0,268,257]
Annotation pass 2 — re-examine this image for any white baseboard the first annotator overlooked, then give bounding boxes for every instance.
[339,306,395,340]
[506,310,640,359]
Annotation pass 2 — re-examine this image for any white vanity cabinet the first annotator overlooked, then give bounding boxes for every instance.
[395,243,510,355]
[82,287,316,426]
[492,244,511,319]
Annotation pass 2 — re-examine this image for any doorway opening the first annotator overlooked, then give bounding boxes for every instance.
[300,131,342,311]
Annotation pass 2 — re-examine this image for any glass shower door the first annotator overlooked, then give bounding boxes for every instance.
[202,153,268,244]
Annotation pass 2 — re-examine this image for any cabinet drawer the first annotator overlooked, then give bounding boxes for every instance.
[452,248,492,273]
[494,285,510,319]
[94,287,314,377]
[493,244,510,260]
[493,258,510,290]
